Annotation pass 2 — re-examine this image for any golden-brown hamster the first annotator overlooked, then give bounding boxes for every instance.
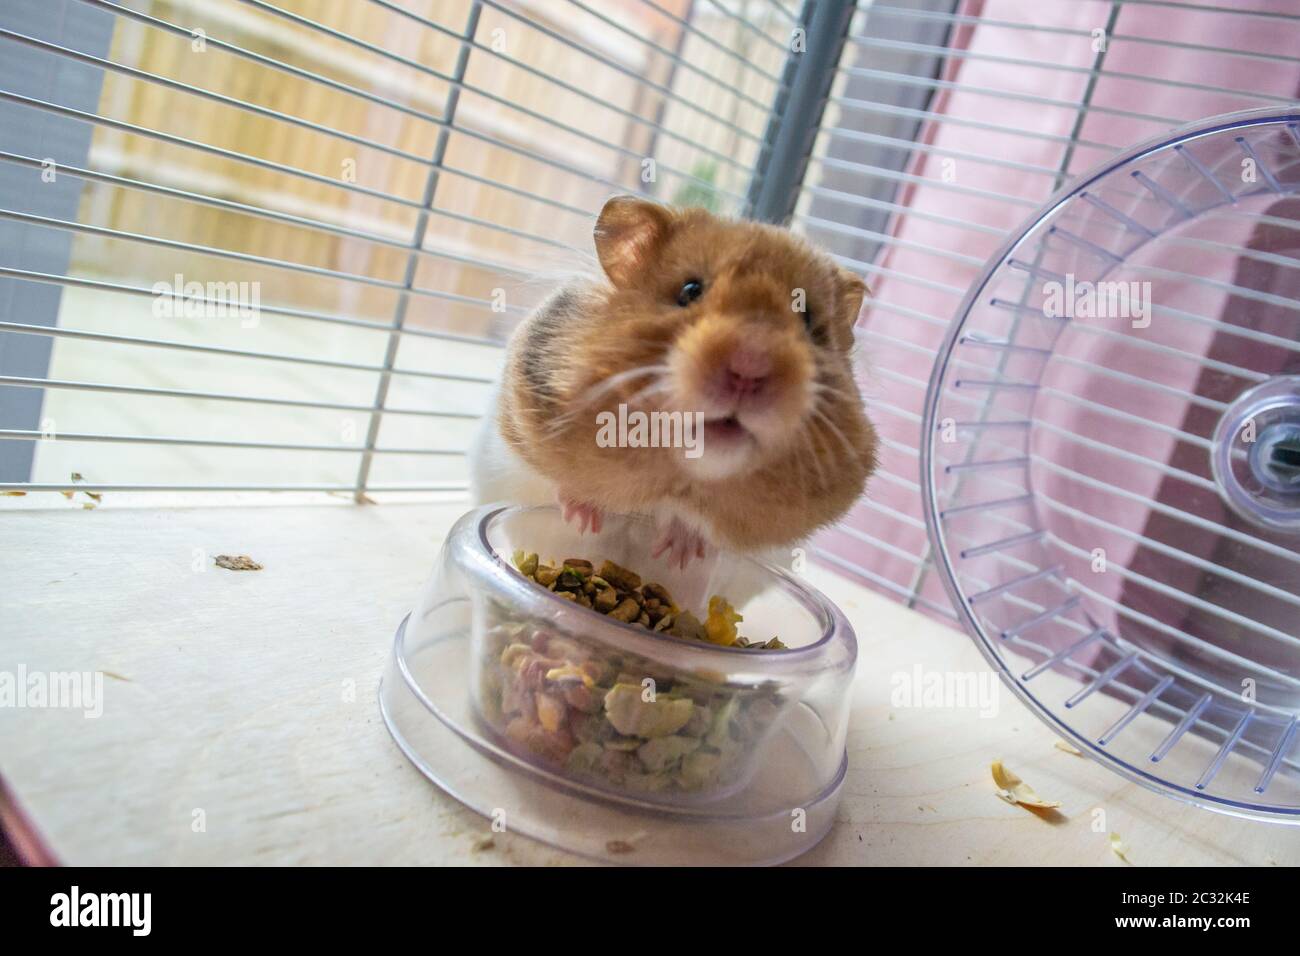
[469,195,877,566]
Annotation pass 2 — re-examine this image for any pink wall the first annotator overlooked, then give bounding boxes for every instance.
[815,0,1300,627]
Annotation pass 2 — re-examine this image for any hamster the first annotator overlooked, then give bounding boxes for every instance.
[469,195,878,567]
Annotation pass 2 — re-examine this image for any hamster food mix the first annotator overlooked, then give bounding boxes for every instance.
[472,553,788,796]
[510,552,785,650]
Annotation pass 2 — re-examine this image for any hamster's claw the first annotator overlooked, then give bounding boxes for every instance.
[651,517,708,570]
[559,495,603,535]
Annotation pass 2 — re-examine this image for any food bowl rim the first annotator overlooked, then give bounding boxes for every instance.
[458,503,856,672]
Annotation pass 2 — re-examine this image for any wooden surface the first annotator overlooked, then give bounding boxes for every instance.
[0,500,1293,866]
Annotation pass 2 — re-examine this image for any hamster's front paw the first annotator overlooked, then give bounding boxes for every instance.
[558,493,604,534]
[651,515,708,570]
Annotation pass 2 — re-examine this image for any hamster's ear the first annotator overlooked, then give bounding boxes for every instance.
[595,195,673,287]
[834,267,869,328]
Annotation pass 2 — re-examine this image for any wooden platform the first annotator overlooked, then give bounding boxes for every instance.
[0,499,1291,865]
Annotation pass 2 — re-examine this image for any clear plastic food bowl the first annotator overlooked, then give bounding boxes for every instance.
[379,504,858,865]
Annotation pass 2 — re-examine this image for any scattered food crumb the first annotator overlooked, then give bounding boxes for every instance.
[1,491,26,496]
[991,759,1061,810]
[81,502,96,510]
[215,554,263,571]
[471,836,495,853]
[102,671,132,683]
[60,474,102,506]
[1109,832,1133,864]
[605,840,636,855]
[1054,739,1083,756]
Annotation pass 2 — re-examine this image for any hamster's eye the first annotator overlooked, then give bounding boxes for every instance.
[802,307,829,345]
[676,279,704,307]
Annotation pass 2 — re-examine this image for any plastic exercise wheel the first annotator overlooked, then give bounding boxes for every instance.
[923,108,1300,824]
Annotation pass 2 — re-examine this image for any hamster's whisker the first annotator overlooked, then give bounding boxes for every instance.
[539,364,671,438]
[808,418,833,490]
[590,363,673,398]
[518,405,572,446]
[810,370,850,397]
[570,364,672,412]
[811,404,853,456]
[809,401,856,459]
[625,377,672,408]
[798,426,829,492]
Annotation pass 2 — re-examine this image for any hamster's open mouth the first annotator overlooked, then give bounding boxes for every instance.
[703,415,751,445]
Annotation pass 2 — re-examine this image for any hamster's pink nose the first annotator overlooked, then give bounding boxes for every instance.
[724,346,772,398]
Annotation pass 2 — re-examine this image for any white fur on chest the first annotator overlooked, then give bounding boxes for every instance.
[467,385,557,507]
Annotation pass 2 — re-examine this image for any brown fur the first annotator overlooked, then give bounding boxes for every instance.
[498,196,878,551]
